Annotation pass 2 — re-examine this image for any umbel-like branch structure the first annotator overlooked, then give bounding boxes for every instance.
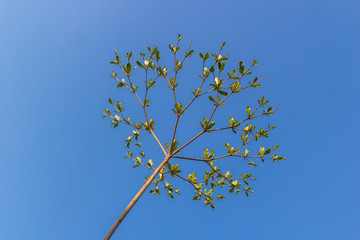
[102,35,286,240]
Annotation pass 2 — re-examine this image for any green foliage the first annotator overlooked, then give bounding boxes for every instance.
[103,35,285,209]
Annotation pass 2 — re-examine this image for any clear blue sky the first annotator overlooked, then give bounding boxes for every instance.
[1,0,359,239]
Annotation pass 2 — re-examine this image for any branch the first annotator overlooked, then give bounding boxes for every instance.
[117,65,168,156]
[103,155,170,240]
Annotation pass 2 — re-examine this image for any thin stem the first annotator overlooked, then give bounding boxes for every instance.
[143,70,149,103]
[169,115,180,153]
[168,42,194,152]
[150,129,167,156]
[171,156,210,162]
[171,137,259,163]
[170,130,205,157]
[118,65,167,156]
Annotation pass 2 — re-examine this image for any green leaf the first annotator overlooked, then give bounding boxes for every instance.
[208,95,216,103]
[204,52,210,60]
[105,108,111,115]
[239,61,245,73]
[130,84,138,93]
[147,159,153,168]
[242,173,252,179]
[149,119,155,129]
[126,52,133,59]
[133,163,141,168]
[218,90,228,96]
[230,82,241,93]
[136,61,144,68]
[116,101,123,112]
[170,139,179,153]
[188,172,197,183]
[175,59,183,71]
[264,148,272,155]
[175,102,183,114]
[246,106,251,117]
[169,77,176,89]
[225,143,231,152]
[126,62,132,74]
[147,79,156,89]
[203,149,209,158]
[207,121,215,130]
[144,99,150,107]
[259,146,265,155]
[199,52,204,60]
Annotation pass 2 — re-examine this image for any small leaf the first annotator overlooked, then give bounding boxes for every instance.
[246,106,251,116]
[208,95,216,103]
[144,99,150,107]
[218,90,228,96]
[259,146,265,155]
[136,61,144,68]
[207,121,215,130]
[225,143,231,152]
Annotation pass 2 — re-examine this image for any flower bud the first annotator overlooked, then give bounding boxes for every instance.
[114,115,121,122]
[144,60,149,67]
[217,54,222,60]
[215,77,220,85]
[203,67,209,76]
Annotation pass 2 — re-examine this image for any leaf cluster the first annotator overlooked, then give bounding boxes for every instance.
[103,35,285,208]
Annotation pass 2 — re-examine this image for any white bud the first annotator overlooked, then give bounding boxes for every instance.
[114,115,121,122]
[144,60,149,66]
[132,130,139,135]
[215,77,220,85]
[203,67,209,75]
[217,54,222,60]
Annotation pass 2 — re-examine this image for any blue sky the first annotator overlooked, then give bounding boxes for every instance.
[1,0,359,239]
